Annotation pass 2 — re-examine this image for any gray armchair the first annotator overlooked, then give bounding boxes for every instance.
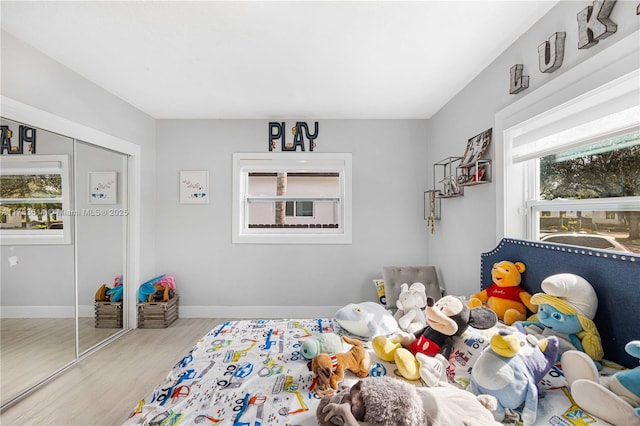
[382,266,443,312]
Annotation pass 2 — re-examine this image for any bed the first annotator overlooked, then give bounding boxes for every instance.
[123,238,639,425]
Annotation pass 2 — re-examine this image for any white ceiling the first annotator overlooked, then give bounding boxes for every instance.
[1,1,558,119]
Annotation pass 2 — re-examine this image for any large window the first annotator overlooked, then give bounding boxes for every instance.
[499,66,640,254]
[0,155,71,245]
[232,153,352,244]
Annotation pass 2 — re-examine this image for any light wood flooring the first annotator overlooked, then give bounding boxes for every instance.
[1,318,120,402]
[1,318,224,426]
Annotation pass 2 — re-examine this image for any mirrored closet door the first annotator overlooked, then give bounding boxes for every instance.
[0,118,130,408]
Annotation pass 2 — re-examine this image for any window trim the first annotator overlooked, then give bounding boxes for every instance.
[495,30,640,242]
[232,152,352,244]
[0,154,72,245]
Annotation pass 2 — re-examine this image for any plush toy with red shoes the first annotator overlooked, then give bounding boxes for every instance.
[372,295,497,385]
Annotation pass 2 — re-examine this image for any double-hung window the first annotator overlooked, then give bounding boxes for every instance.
[500,69,640,254]
[232,153,352,244]
[0,155,71,245]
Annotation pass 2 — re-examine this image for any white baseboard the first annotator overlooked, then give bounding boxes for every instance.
[179,305,342,319]
[1,305,75,318]
[1,305,342,319]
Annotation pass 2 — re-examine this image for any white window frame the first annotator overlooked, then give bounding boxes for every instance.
[495,31,640,242]
[232,152,352,244]
[0,154,72,245]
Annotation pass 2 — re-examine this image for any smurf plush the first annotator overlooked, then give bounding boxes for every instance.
[562,341,640,426]
[469,260,537,325]
[394,282,428,334]
[372,295,497,384]
[517,273,603,366]
[470,329,560,425]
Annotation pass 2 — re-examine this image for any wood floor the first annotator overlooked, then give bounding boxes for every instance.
[1,317,120,401]
[1,318,224,426]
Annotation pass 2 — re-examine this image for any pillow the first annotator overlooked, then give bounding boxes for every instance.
[373,279,387,306]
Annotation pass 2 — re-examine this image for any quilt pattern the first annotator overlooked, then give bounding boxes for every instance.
[123,318,396,426]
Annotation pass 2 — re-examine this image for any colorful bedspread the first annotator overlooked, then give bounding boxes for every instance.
[124,318,615,426]
[123,318,381,426]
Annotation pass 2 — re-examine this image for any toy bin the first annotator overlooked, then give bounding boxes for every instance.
[94,301,123,328]
[137,294,179,328]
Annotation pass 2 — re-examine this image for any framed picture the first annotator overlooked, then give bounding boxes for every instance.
[461,128,492,166]
[89,171,117,204]
[180,171,209,204]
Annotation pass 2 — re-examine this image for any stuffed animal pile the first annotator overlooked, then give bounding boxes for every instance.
[138,274,177,303]
[94,274,123,302]
[372,295,497,384]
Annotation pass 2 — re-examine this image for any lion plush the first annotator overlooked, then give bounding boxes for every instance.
[310,336,371,396]
[469,260,537,325]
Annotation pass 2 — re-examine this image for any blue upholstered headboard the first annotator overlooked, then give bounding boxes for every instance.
[481,238,640,368]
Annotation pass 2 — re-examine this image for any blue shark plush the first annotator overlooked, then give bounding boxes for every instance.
[334,302,398,338]
[469,329,559,425]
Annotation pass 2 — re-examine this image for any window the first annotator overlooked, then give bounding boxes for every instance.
[0,155,71,245]
[232,153,352,244]
[286,200,313,217]
[499,66,640,254]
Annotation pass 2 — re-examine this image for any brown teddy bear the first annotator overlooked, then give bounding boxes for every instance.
[469,260,537,325]
[310,336,371,396]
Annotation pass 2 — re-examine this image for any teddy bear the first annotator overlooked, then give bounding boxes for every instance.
[469,329,560,425]
[394,282,428,334]
[372,295,497,384]
[317,376,500,426]
[469,260,537,325]
[310,336,371,396]
[561,341,640,426]
[516,273,603,367]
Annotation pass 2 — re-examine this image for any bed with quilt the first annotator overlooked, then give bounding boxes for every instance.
[123,238,639,426]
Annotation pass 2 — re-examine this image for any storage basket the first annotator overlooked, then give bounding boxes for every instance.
[94,301,123,328]
[137,294,179,328]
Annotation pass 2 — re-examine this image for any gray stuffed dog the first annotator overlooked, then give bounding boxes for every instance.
[317,376,500,426]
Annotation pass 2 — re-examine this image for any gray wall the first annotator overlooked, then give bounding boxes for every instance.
[2,1,638,316]
[1,30,157,282]
[155,119,429,316]
[426,1,640,297]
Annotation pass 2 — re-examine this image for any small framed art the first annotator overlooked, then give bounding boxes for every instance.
[180,171,209,204]
[461,128,492,166]
[89,171,117,204]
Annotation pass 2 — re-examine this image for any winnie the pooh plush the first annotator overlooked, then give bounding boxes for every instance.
[469,260,537,325]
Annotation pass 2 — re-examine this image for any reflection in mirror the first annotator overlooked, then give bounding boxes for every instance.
[75,141,127,354]
[0,119,76,406]
[0,119,130,409]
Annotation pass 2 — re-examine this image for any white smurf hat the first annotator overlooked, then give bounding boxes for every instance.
[539,273,598,319]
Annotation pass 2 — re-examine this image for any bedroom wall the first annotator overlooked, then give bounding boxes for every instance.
[426,1,640,297]
[0,31,157,293]
[154,119,430,317]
